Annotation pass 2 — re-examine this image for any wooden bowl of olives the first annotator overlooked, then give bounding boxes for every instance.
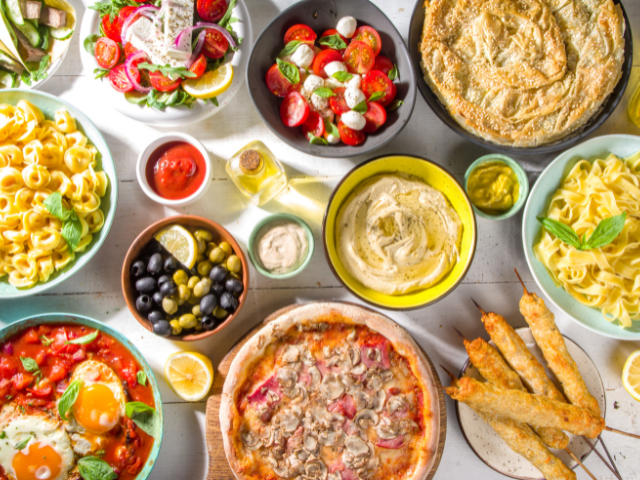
[122,215,249,341]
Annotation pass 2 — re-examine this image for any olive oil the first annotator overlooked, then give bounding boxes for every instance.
[226,141,288,206]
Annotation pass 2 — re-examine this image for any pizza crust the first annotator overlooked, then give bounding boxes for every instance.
[220,302,441,480]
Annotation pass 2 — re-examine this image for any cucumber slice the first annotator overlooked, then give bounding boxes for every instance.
[14,19,40,47]
[50,27,73,40]
[0,70,17,88]
[5,0,24,26]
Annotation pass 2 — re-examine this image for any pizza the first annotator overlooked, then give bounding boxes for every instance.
[220,303,441,480]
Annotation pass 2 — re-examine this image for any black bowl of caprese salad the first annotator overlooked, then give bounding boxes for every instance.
[246,0,416,158]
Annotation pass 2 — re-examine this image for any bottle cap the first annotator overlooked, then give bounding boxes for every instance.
[239,149,262,173]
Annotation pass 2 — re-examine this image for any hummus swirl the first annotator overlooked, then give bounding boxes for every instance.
[336,174,463,295]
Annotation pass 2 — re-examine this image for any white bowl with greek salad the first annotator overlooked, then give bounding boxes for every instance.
[80,0,251,126]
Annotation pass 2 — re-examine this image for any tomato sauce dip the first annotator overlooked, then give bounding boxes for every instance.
[145,141,207,200]
[0,324,156,480]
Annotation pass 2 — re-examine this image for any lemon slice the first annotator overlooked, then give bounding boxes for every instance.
[154,225,197,269]
[165,352,214,401]
[182,64,234,99]
[623,350,640,401]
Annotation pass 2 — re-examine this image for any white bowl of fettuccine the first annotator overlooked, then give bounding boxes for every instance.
[523,134,640,340]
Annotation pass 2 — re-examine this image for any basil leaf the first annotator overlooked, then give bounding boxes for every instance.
[218,0,238,27]
[276,58,299,85]
[332,71,353,82]
[278,40,303,58]
[44,192,72,221]
[353,100,368,114]
[368,91,385,102]
[62,215,83,253]
[124,91,148,105]
[14,435,32,451]
[125,402,159,438]
[313,87,335,98]
[58,379,83,421]
[78,456,118,480]
[40,335,53,346]
[20,357,40,373]
[308,134,328,145]
[66,331,98,345]
[137,371,147,387]
[318,34,347,50]
[137,62,196,80]
[386,99,404,111]
[324,119,340,138]
[583,212,626,250]
[388,64,398,81]
[537,217,582,249]
[94,67,110,79]
[209,97,219,106]
[83,34,100,56]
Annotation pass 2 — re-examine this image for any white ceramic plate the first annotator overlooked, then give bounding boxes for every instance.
[79,0,252,126]
[456,328,605,480]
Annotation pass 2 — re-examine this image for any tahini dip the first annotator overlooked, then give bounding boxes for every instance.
[257,220,309,274]
[336,174,463,295]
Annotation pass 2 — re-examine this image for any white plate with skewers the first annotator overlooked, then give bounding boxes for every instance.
[456,327,605,480]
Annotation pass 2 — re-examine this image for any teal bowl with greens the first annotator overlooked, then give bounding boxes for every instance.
[464,154,529,221]
[0,89,118,298]
[1,313,163,478]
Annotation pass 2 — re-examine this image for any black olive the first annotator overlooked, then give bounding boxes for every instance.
[153,291,164,305]
[201,315,216,331]
[145,241,163,255]
[219,292,238,312]
[130,260,146,277]
[160,280,178,297]
[209,265,228,284]
[148,310,165,324]
[136,295,152,313]
[147,253,163,274]
[225,277,243,295]
[211,283,225,297]
[153,320,171,337]
[200,294,217,315]
[135,277,157,293]
[157,275,171,285]
[164,256,179,273]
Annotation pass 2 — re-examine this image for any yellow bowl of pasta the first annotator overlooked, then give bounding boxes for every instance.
[523,134,640,340]
[0,89,117,297]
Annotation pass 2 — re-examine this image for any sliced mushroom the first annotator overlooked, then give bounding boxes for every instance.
[260,427,274,448]
[289,455,305,474]
[301,348,316,367]
[273,465,294,478]
[381,370,393,382]
[375,416,400,440]
[323,346,332,359]
[350,364,366,376]
[281,414,300,434]
[267,455,279,468]
[242,430,262,451]
[290,404,303,418]
[372,389,386,412]
[349,346,361,366]
[321,373,345,401]
[366,374,383,391]
[399,418,419,434]
[304,459,328,480]
[318,427,346,447]
[283,345,300,363]
[308,366,322,391]
[353,390,372,411]
[267,391,280,406]
[291,384,309,407]
[303,432,318,452]
[387,395,407,415]
[344,435,370,457]
[277,367,299,390]
[328,472,342,480]
[347,329,356,342]
[366,348,376,361]
[354,409,379,429]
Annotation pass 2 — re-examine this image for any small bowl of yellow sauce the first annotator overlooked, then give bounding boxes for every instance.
[464,154,529,220]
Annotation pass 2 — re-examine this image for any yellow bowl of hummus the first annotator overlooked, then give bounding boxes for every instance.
[323,155,477,309]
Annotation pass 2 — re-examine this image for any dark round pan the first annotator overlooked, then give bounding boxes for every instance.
[246,0,417,158]
[408,0,633,155]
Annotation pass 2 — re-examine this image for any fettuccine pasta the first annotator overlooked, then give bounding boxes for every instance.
[534,152,640,327]
[0,101,108,289]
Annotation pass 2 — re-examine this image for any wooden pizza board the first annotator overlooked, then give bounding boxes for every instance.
[205,302,447,480]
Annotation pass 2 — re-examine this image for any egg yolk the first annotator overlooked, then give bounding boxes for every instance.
[72,383,120,434]
[12,442,61,480]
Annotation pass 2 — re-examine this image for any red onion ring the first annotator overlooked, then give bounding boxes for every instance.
[184,31,206,68]
[121,5,160,47]
[175,22,236,49]
[125,51,152,93]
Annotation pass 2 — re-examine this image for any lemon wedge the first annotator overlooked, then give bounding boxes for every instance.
[182,64,234,99]
[623,350,640,402]
[154,225,197,269]
[165,352,214,401]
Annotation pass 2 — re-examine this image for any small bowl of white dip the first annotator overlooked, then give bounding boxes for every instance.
[248,213,315,279]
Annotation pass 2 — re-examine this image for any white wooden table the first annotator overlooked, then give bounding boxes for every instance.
[1,0,639,479]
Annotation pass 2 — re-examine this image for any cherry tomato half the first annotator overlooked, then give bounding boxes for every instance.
[320,28,347,53]
[363,101,387,134]
[124,42,139,57]
[149,70,182,92]
[338,120,365,146]
[95,37,120,69]
[101,6,136,44]
[352,26,382,57]
[284,24,317,45]
[280,91,310,127]
[266,63,299,97]
[189,53,208,79]
[301,111,325,140]
[197,0,228,22]
[329,87,350,115]
[108,64,135,93]
[202,28,229,59]
[343,41,375,75]
[373,55,394,76]
[362,70,396,106]
[312,49,342,78]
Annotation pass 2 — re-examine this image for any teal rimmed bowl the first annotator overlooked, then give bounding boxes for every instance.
[0,90,118,298]
[464,154,529,221]
[248,213,314,279]
[2,313,163,478]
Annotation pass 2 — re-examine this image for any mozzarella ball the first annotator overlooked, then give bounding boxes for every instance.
[302,74,325,98]
[341,111,366,131]
[291,44,315,68]
[337,16,357,38]
[324,61,347,78]
[310,94,329,112]
[344,87,366,109]
[280,54,294,64]
[345,73,362,89]
[326,133,341,144]
[324,77,343,89]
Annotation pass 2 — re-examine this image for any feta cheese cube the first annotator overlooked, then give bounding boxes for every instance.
[324,61,346,78]
[337,16,357,38]
[341,111,366,131]
[344,87,366,109]
[291,44,314,68]
[164,0,194,59]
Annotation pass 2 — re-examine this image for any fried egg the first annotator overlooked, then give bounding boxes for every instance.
[0,404,74,480]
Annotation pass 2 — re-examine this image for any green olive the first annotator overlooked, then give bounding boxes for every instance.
[169,320,182,336]
[213,306,229,319]
[193,279,211,298]
[187,276,200,290]
[194,229,213,242]
[178,313,198,329]
[162,297,178,315]
[208,247,224,264]
[194,322,203,331]
[187,294,200,305]
[219,241,232,257]
[192,305,202,317]
[173,269,188,286]
[196,237,207,255]
[195,253,205,264]
[178,284,191,303]
[197,260,213,276]
[204,242,215,257]
[226,255,242,273]
[229,271,241,280]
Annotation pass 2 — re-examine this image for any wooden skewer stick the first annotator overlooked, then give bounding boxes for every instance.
[565,448,598,480]
[514,268,529,295]
[439,364,457,380]
[452,327,468,341]
[470,298,486,315]
[596,436,623,479]
[582,436,622,480]
[605,426,640,440]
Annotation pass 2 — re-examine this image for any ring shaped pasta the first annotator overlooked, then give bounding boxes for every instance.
[534,152,640,327]
[0,101,109,288]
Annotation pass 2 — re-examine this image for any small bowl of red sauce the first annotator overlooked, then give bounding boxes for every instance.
[137,133,211,206]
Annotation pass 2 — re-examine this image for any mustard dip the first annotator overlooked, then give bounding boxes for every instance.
[467,161,519,214]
